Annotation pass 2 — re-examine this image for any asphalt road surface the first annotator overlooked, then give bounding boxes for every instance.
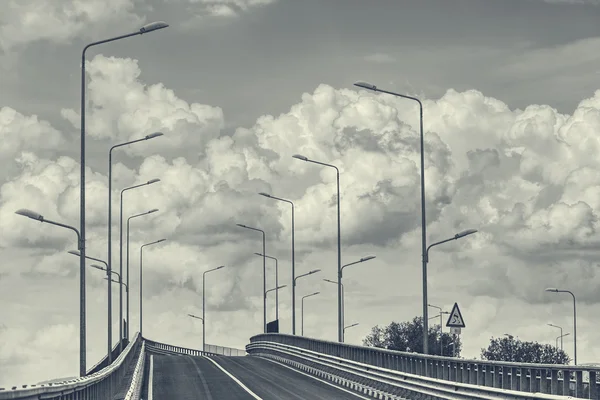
[148,352,370,399]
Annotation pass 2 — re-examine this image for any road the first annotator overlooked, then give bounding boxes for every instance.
[147,350,370,399]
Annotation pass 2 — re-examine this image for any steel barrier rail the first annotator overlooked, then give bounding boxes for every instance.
[143,338,222,357]
[247,341,574,400]
[123,342,146,400]
[248,334,599,399]
[0,332,143,400]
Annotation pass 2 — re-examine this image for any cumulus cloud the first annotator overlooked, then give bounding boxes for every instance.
[177,0,277,18]
[0,0,145,51]
[5,55,600,384]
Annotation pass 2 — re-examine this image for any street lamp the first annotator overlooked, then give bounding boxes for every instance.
[126,208,158,337]
[203,266,225,352]
[266,285,288,323]
[343,322,359,337]
[557,333,570,350]
[118,178,160,345]
[548,323,564,351]
[428,304,450,356]
[301,292,320,336]
[545,288,577,365]
[104,277,128,297]
[255,253,280,322]
[80,20,168,375]
[109,136,163,354]
[294,269,321,285]
[258,192,296,334]
[340,255,375,341]
[354,80,428,353]
[237,223,266,332]
[188,314,204,349]
[292,154,342,342]
[15,208,86,375]
[139,239,166,335]
[323,279,344,337]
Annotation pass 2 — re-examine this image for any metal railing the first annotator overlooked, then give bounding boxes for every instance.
[144,338,222,357]
[204,343,247,357]
[0,332,144,400]
[248,333,600,399]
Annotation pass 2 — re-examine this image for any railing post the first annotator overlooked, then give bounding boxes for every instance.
[563,369,571,397]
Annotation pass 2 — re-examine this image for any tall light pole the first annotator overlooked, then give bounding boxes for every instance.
[323,279,344,337]
[236,223,266,332]
[292,155,342,342]
[139,239,166,335]
[109,136,162,354]
[428,304,448,356]
[105,277,128,302]
[203,266,225,352]
[80,21,168,375]
[354,80,426,352]
[340,255,376,341]
[255,253,280,322]
[119,179,160,343]
[548,323,564,351]
[556,333,570,350]
[545,288,577,365]
[126,208,158,338]
[266,285,287,322]
[301,292,320,336]
[15,209,86,373]
[343,322,359,337]
[188,314,204,349]
[258,192,296,334]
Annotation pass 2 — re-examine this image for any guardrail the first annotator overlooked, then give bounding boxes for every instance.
[143,338,222,357]
[248,334,599,399]
[0,332,144,400]
[204,343,247,356]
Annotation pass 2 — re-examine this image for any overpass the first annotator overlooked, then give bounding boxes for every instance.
[1,332,598,399]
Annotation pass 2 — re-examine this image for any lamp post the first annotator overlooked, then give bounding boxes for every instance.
[323,279,344,337]
[548,323,564,351]
[340,255,375,341]
[126,208,158,337]
[556,333,570,350]
[109,136,162,354]
[80,20,168,375]
[104,277,128,299]
[265,285,288,322]
[292,155,342,342]
[139,239,166,335]
[301,292,320,336]
[236,224,266,332]
[545,288,577,365]
[343,322,359,337]
[15,209,86,374]
[188,314,204,349]
[119,179,160,342]
[258,192,296,334]
[354,80,427,353]
[203,266,225,352]
[428,304,448,356]
[254,253,280,322]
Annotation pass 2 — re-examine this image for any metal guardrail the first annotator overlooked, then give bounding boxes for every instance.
[204,343,247,357]
[123,341,146,400]
[0,332,143,400]
[143,338,222,357]
[247,340,573,400]
[248,333,599,399]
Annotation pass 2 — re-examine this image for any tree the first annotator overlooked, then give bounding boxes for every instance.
[481,336,570,364]
[363,316,462,357]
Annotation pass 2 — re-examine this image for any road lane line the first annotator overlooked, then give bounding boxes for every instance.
[148,355,154,400]
[259,356,373,400]
[201,356,263,399]
[187,356,214,400]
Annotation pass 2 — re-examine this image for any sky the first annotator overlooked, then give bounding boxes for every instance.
[2,0,600,386]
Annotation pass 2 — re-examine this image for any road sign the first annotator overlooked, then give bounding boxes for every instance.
[446,303,465,328]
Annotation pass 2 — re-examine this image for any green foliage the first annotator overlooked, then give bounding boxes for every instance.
[363,316,462,357]
[481,336,570,364]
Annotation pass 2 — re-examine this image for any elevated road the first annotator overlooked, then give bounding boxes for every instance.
[146,350,370,399]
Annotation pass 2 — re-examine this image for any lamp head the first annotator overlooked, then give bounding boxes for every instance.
[145,132,164,140]
[354,81,377,91]
[147,178,161,185]
[360,255,376,262]
[313,291,320,296]
[258,192,271,198]
[90,264,105,270]
[157,238,166,243]
[309,269,321,275]
[456,229,478,239]
[236,223,247,228]
[148,208,159,214]
[68,250,80,256]
[217,265,225,270]
[292,154,308,162]
[15,208,44,221]
[254,252,263,256]
[139,21,169,34]
[545,288,559,292]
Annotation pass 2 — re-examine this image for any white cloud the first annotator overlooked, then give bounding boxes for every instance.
[4,55,600,385]
[190,0,276,17]
[0,0,146,51]
[364,53,397,64]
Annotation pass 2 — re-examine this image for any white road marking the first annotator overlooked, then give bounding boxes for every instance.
[260,356,375,400]
[201,356,263,400]
[148,355,154,400]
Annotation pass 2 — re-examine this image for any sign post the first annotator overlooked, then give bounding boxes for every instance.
[445,303,465,357]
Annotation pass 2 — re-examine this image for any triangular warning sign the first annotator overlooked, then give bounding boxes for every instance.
[445,303,465,328]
